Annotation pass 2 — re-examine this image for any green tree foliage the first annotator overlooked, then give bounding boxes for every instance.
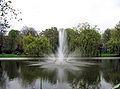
[66,28,79,52]
[1,36,9,53]
[0,32,4,53]
[102,29,112,53]
[40,27,58,52]
[8,30,19,53]
[0,0,21,53]
[18,26,38,53]
[102,29,112,43]
[74,22,99,32]
[0,0,21,31]
[107,22,120,55]
[23,34,51,56]
[112,22,120,40]
[76,23,101,57]
[107,39,120,54]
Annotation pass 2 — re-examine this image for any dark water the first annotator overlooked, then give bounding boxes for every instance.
[0,59,120,89]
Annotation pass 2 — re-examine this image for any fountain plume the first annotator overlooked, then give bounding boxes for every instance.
[55,29,68,64]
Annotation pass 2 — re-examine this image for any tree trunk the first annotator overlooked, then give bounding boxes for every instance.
[0,46,2,54]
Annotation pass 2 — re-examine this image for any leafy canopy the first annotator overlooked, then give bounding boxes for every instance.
[0,0,21,32]
[23,34,51,56]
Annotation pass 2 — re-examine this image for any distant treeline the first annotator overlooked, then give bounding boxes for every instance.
[0,22,120,57]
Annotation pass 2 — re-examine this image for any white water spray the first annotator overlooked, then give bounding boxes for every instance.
[55,29,68,64]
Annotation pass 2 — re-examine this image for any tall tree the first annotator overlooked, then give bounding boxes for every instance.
[102,29,112,53]
[66,28,79,52]
[23,34,51,56]
[76,23,101,57]
[112,21,120,40]
[0,32,3,53]
[1,36,9,53]
[102,29,112,43]
[8,29,19,53]
[21,26,38,37]
[107,22,120,55]
[40,27,58,52]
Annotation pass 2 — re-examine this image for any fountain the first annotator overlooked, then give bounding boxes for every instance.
[0,28,117,89]
[55,29,68,64]
[29,29,94,89]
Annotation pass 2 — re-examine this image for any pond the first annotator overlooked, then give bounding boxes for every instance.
[0,59,120,89]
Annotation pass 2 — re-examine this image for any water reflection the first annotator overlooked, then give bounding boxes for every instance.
[102,60,120,85]
[0,59,120,89]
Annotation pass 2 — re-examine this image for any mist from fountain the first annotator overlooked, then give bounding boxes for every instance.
[55,29,68,64]
[29,29,94,89]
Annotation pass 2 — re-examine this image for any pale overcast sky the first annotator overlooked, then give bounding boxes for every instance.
[10,0,120,33]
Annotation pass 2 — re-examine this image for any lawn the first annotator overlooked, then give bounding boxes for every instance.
[0,53,43,57]
[0,53,29,57]
[100,53,119,57]
[0,53,119,58]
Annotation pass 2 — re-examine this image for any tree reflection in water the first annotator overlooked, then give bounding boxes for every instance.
[0,59,119,89]
[102,60,120,85]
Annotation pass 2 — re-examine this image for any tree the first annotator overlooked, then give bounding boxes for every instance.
[107,22,120,55]
[66,28,79,52]
[112,21,120,40]
[21,26,38,37]
[0,32,4,53]
[19,26,38,53]
[102,29,112,53]
[74,22,99,32]
[76,23,101,57]
[0,0,21,53]
[23,34,51,56]
[102,29,112,43]
[8,29,19,53]
[40,27,58,52]
[0,0,21,31]
[107,39,120,54]
[16,34,24,54]
[1,36,9,53]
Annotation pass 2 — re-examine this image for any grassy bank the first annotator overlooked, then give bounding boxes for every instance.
[0,53,119,58]
[0,53,43,57]
[99,53,119,57]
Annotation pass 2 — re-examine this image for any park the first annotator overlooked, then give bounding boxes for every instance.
[0,0,120,89]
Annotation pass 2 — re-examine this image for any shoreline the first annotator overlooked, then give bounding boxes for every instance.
[0,57,120,60]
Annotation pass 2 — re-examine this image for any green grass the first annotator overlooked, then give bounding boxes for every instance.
[0,53,27,57]
[99,53,119,57]
[0,53,119,58]
[0,53,42,57]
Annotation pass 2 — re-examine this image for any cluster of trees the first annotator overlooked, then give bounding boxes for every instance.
[102,22,120,55]
[0,1,120,57]
[0,27,58,56]
[0,21,120,57]
[0,0,21,53]
[66,23,101,57]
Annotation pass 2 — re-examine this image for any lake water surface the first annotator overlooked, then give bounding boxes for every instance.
[0,59,120,89]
